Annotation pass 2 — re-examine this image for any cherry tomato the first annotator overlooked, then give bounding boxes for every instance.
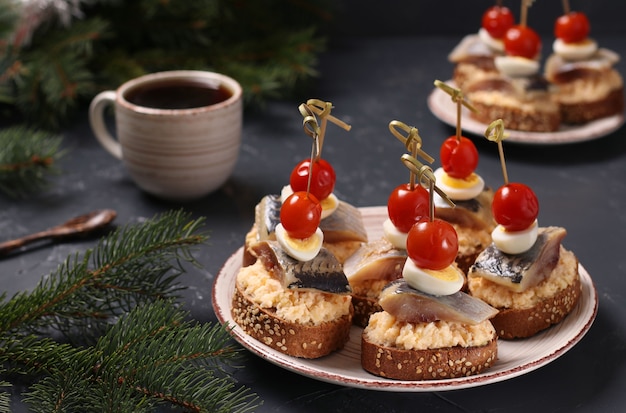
[503,25,541,59]
[481,6,515,39]
[280,191,322,239]
[290,158,336,201]
[492,183,539,231]
[440,136,479,179]
[406,219,458,271]
[555,11,590,44]
[387,183,431,233]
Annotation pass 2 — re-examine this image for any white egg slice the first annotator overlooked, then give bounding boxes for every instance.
[553,38,598,61]
[280,185,338,219]
[495,55,540,77]
[319,193,339,219]
[382,218,408,250]
[491,219,539,254]
[478,27,505,53]
[280,184,293,203]
[402,259,464,296]
[275,223,323,262]
[433,167,485,201]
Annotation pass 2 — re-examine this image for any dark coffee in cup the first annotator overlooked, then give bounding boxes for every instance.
[125,80,232,110]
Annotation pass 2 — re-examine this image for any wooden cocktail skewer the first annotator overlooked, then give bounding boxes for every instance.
[304,99,351,160]
[400,153,455,221]
[389,120,435,190]
[298,103,322,195]
[434,80,477,142]
[520,0,536,27]
[562,0,571,14]
[484,118,510,185]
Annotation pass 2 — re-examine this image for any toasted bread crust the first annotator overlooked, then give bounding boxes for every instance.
[559,87,624,124]
[361,335,498,381]
[489,274,581,339]
[231,281,352,359]
[352,295,382,328]
[470,100,561,132]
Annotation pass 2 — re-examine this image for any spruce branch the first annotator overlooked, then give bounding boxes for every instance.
[0,0,334,128]
[18,301,258,413]
[0,210,206,341]
[0,210,261,412]
[0,376,8,413]
[0,125,63,198]
[14,17,109,129]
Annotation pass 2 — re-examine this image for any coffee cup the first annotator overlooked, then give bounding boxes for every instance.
[89,70,243,201]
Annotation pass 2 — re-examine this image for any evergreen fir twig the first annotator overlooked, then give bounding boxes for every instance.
[0,210,261,412]
[0,0,334,129]
[0,376,8,413]
[0,210,204,340]
[13,17,109,129]
[0,125,63,198]
[16,302,258,413]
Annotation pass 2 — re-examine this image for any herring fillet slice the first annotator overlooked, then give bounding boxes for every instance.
[251,240,351,294]
[435,187,495,231]
[319,201,368,243]
[254,194,368,244]
[343,237,407,283]
[469,226,567,292]
[379,280,499,325]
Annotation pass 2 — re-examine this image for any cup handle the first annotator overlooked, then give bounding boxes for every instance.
[89,91,123,160]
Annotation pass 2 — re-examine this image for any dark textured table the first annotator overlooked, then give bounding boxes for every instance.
[2,34,626,412]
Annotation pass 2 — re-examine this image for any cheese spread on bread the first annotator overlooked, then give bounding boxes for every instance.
[552,70,623,104]
[236,260,351,324]
[364,311,495,350]
[468,247,577,310]
[351,278,392,299]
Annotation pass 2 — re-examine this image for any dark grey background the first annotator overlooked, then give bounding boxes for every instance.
[2,1,626,412]
[328,0,624,36]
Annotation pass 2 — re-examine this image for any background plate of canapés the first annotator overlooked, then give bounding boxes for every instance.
[428,80,624,145]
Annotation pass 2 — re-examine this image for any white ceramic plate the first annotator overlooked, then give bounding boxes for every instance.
[427,80,624,145]
[212,206,598,392]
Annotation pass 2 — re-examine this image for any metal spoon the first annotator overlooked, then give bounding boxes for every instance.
[0,209,117,255]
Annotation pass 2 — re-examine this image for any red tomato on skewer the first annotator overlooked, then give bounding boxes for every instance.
[492,183,539,231]
[503,25,541,59]
[406,219,459,271]
[387,183,430,233]
[440,136,479,179]
[289,159,336,201]
[482,5,515,39]
[555,11,590,44]
[280,191,322,239]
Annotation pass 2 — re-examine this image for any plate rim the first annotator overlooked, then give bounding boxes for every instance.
[211,206,599,392]
[427,80,625,145]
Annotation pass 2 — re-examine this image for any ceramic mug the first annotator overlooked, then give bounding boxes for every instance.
[89,70,243,201]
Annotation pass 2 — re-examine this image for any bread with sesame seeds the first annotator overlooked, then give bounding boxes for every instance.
[464,75,561,133]
[231,260,353,359]
[468,245,581,340]
[361,311,498,380]
[544,48,624,125]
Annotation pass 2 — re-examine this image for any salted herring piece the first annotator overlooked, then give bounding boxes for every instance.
[254,194,367,244]
[251,240,351,294]
[469,226,567,293]
[343,237,407,283]
[378,279,498,325]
